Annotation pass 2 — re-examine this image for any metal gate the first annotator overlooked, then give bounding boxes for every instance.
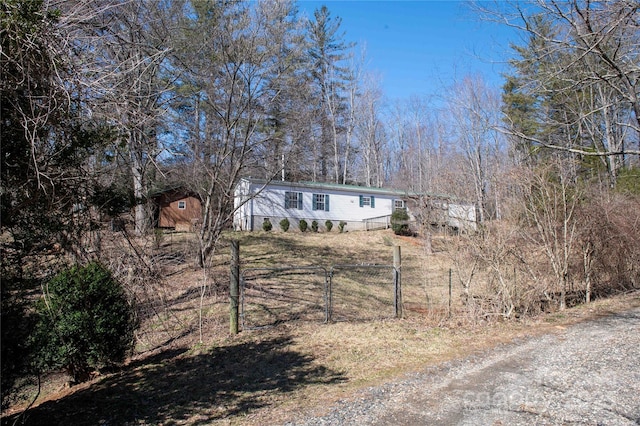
[329,264,399,322]
[240,267,328,329]
[240,264,399,330]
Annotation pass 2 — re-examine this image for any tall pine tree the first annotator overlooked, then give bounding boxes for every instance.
[306,5,354,182]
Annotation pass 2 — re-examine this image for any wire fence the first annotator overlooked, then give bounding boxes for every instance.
[240,264,399,330]
[329,265,398,322]
[96,229,497,348]
[406,266,457,321]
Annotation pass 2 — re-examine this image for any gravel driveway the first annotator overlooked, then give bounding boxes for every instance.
[289,307,640,425]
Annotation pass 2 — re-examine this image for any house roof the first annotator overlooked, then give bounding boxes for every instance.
[239,177,459,201]
[241,177,414,197]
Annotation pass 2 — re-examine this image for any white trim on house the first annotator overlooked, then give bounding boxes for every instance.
[233,178,414,231]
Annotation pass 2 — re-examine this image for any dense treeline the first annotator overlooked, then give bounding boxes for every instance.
[2,0,639,409]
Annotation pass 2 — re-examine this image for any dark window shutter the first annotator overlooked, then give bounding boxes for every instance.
[359,195,364,207]
[325,194,330,211]
[312,194,317,210]
[371,196,375,208]
[298,192,303,209]
[285,192,289,209]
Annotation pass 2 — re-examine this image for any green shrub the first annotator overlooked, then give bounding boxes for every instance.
[325,220,333,232]
[279,218,290,232]
[262,218,273,232]
[391,209,411,236]
[31,262,137,383]
[311,220,319,232]
[298,219,308,232]
[338,221,347,233]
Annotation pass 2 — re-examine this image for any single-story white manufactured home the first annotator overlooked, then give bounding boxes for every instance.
[233,178,477,232]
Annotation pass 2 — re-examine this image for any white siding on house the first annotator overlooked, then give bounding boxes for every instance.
[234,178,407,231]
[448,203,477,232]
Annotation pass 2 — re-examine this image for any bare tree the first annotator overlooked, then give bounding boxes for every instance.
[519,160,580,310]
[483,0,640,184]
[385,101,410,188]
[339,47,368,185]
[354,72,387,187]
[169,0,305,267]
[74,0,175,235]
[0,0,132,259]
[447,75,504,223]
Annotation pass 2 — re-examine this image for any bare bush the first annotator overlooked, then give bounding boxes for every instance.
[448,220,556,322]
[453,165,640,322]
[575,193,640,300]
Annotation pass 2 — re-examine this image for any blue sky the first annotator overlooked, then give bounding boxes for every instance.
[298,1,519,101]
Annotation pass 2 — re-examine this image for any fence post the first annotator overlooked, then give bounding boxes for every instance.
[230,240,240,334]
[326,269,332,323]
[394,245,402,318]
[448,268,452,318]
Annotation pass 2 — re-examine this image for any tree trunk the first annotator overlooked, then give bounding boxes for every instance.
[131,142,147,236]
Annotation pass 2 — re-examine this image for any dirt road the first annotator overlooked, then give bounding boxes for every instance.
[289,307,640,425]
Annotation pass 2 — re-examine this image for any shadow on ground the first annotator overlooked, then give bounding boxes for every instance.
[3,336,345,425]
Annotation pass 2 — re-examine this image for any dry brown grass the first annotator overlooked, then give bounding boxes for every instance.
[3,228,639,425]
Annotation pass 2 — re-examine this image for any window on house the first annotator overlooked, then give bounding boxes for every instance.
[285,191,303,209]
[312,193,330,211]
[394,199,406,211]
[359,195,375,208]
[178,200,186,209]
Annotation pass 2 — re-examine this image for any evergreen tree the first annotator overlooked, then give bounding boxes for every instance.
[500,2,640,185]
[306,5,354,182]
